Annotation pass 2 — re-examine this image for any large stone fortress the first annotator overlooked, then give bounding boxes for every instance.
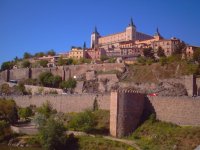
[91,18,153,48]
[90,18,165,56]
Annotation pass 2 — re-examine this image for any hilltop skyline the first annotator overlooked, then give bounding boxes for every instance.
[0,0,200,65]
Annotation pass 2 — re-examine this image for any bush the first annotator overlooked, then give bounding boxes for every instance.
[146,58,153,65]
[60,78,76,90]
[0,120,11,141]
[39,60,48,67]
[36,101,57,119]
[159,57,168,66]
[18,107,33,120]
[22,60,31,68]
[68,110,96,133]
[137,57,146,65]
[0,98,18,124]
[1,61,14,71]
[39,72,62,88]
[0,83,11,95]
[38,117,66,150]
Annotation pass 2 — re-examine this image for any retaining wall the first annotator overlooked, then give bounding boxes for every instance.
[4,94,110,113]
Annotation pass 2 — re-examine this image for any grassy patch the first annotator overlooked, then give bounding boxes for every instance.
[128,115,200,150]
[78,136,135,150]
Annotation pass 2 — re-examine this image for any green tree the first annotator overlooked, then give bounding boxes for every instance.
[0,83,11,95]
[0,98,18,124]
[143,47,155,59]
[47,50,56,56]
[66,58,73,65]
[35,52,45,58]
[193,48,200,63]
[0,120,10,141]
[68,110,96,132]
[37,101,56,119]
[38,117,66,150]
[137,56,146,65]
[57,57,67,66]
[18,107,33,120]
[173,41,186,55]
[159,57,168,66]
[1,61,14,71]
[60,78,76,89]
[23,52,32,59]
[157,46,166,57]
[39,72,54,87]
[51,75,62,88]
[39,60,48,67]
[15,82,27,95]
[22,60,31,68]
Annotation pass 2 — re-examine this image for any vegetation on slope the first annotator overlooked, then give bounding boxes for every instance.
[123,59,199,83]
[128,115,200,150]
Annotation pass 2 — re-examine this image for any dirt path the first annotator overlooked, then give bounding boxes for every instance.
[103,136,141,150]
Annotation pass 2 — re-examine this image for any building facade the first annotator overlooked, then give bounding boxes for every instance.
[68,47,86,59]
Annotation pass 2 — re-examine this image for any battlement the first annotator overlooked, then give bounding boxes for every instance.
[110,89,145,137]
[112,88,141,94]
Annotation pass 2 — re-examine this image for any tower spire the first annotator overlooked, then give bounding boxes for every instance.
[93,26,98,34]
[129,18,136,27]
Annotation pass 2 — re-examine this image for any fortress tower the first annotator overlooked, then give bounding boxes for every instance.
[110,89,145,137]
[90,26,100,48]
[125,18,136,41]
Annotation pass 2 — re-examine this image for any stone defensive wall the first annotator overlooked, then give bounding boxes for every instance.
[110,89,145,137]
[3,94,110,113]
[110,90,200,137]
[147,96,200,126]
[0,63,125,81]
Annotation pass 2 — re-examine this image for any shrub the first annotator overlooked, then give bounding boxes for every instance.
[22,60,31,68]
[146,58,153,65]
[159,57,168,66]
[36,101,56,119]
[39,60,48,67]
[18,107,33,120]
[137,57,146,65]
[39,72,62,88]
[0,98,18,124]
[0,120,11,141]
[1,61,14,71]
[38,117,66,150]
[60,78,76,89]
[68,110,96,133]
[0,83,11,95]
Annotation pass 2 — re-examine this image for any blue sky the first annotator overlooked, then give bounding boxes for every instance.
[0,0,200,65]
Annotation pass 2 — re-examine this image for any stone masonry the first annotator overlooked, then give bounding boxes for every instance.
[110,89,145,137]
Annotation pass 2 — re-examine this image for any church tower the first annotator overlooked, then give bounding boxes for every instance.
[125,18,136,41]
[91,26,100,48]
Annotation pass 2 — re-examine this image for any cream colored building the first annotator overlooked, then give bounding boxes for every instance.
[68,47,86,59]
[151,37,181,57]
[91,18,157,51]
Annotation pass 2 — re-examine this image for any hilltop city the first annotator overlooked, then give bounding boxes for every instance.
[3,18,198,69]
[0,18,200,150]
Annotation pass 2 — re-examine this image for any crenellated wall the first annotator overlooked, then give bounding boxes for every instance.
[110,90,200,137]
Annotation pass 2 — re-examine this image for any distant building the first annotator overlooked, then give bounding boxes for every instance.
[68,47,86,59]
[185,45,199,58]
[86,48,106,60]
[151,37,181,57]
[90,18,162,52]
